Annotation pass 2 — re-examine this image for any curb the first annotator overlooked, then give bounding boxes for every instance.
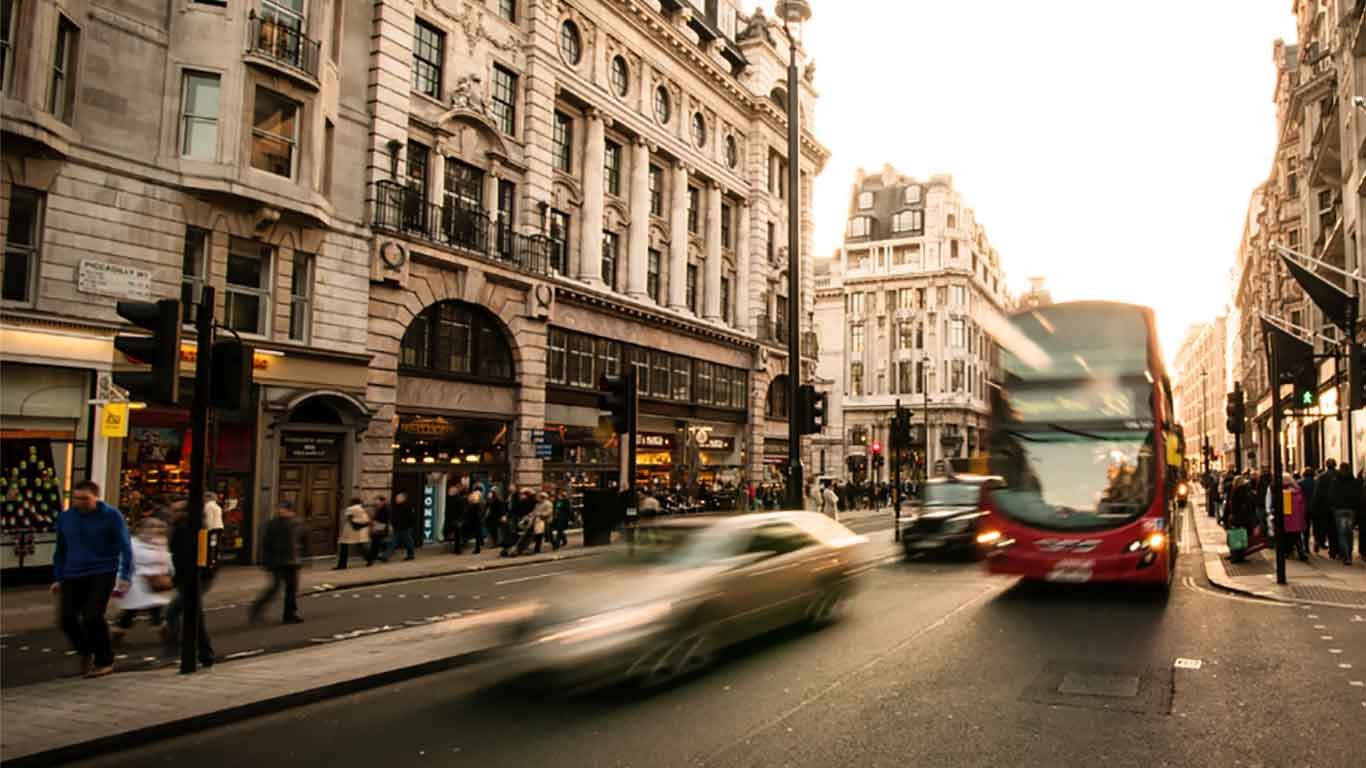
[2,646,492,768]
[297,548,603,598]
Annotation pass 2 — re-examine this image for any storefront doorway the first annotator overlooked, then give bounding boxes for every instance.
[278,432,343,556]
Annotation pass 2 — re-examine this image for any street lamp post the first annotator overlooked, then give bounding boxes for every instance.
[1200,370,1210,477]
[777,0,811,510]
[922,354,932,488]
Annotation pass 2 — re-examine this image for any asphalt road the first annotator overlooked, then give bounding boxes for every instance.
[0,515,899,688]
[62,508,1366,768]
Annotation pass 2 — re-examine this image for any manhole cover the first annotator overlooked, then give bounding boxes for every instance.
[1057,672,1141,698]
[1222,557,1274,577]
[1021,661,1172,715]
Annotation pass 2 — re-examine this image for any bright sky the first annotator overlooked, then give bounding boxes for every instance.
[782,0,1298,362]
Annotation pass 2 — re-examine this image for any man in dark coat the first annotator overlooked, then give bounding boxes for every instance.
[167,497,216,665]
[381,492,418,561]
[1312,460,1340,558]
[249,500,304,624]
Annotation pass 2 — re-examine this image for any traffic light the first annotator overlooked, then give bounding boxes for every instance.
[598,370,637,435]
[871,441,884,470]
[1226,387,1245,435]
[795,384,826,435]
[1292,364,1317,409]
[211,341,253,411]
[890,403,914,450]
[113,299,182,405]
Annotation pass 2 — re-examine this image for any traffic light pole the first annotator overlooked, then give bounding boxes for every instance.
[1264,333,1287,586]
[783,36,803,513]
[181,286,213,673]
[893,400,902,542]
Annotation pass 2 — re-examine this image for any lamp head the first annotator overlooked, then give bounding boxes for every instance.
[775,0,812,25]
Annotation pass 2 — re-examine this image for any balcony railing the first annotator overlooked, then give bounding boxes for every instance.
[248,15,321,80]
[371,181,553,276]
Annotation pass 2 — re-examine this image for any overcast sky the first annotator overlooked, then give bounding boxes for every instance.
[780,0,1298,362]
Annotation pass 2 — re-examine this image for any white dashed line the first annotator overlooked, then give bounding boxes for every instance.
[1330,649,1344,654]
[494,570,570,586]
[1322,635,1335,640]
[1342,663,1355,669]
[1307,614,1319,619]
[1313,624,1327,629]
[398,594,407,599]
[224,649,265,660]
[1351,681,1365,687]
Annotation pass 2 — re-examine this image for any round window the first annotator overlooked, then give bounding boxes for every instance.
[654,86,671,124]
[559,20,582,65]
[610,55,629,97]
[692,113,707,148]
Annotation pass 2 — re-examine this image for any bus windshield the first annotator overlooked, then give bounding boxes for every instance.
[989,428,1156,531]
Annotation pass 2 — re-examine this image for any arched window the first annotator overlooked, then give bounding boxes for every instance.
[770,87,787,109]
[766,375,790,419]
[399,301,515,382]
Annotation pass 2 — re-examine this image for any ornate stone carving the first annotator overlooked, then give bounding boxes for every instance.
[804,59,816,84]
[421,0,520,55]
[450,73,488,114]
[737,9,774,45]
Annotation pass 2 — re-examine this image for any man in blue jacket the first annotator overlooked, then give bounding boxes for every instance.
[51,480,133,678]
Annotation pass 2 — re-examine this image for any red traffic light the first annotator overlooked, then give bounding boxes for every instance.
[871,441,882,454]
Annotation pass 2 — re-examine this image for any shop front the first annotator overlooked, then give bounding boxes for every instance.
[391,413,512,544]
[0,362,96,573]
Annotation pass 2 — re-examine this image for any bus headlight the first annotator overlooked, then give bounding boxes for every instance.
[976,530,1002,545]
[1126,532,1166,553]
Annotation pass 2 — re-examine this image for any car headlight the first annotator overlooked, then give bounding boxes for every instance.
[537,600,674,645]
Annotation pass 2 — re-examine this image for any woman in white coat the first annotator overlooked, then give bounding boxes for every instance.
[336,497,372,569]
[112,518,174,643]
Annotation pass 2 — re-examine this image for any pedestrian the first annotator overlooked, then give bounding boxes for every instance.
[249,500,304,624]
[1298,466,1316,554]
[1312,460,1339,557]
[368,496,391,564]
[530,492,553,554]
[504,489,535,556]
[52,481,133,678]
[335,497,372,569]
[381,492,417,562]
[1330,463,1359,565]
[111,518,174,644]
[444,483,466,551]
[1207,471,1223,519]
[820,480,839,521]
[166,497,216,667]
[203,491,224,534]
[1281,472,1308,562]
[460,485,484,555]
[551,490,571,549]
[485,488,507,549]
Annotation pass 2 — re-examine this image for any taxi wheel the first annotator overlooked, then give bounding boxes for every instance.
[639,627,717,689]
[807,584,847,626]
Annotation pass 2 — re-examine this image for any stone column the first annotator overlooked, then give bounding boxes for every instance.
[626,137,650,299]
[668,160,690,310]
[736,200,751,331]
[577,109,605,286]
[703,182,723,322]
[483,162,500,224]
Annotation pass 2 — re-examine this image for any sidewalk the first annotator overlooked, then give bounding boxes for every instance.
[0,602,533,767]
[1190,492,1366,608]
[1,534,599,633]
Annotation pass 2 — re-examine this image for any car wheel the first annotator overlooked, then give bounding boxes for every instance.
[637,627,717,689]
[807,584,847,626]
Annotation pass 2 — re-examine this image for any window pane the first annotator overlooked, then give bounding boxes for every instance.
[479,322,512,379]
[6,188,39,247]
[2,248,31,301]
[227,252,264,288]
[672,355,691,401]
[251,89,297,176]
[652,351,669,398]
[226,292,261,334]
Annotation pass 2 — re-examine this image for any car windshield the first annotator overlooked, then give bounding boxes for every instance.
[612,524,743,569]
[988,428,1156,531]
[924,483,983,507]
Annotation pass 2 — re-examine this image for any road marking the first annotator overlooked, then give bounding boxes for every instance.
[1174,658,1202,670]
[1322,635,1335,640]
[223,649,265,660]
[495,570,570,585]
[1330,649,1344,654]
[40,648,51,653]
[1308,614,1319,619]
[398,594,407,598]
[1340,663,1354,669]
[142,656,156,661]
[1351,681,1365,687]
[1314,624,1327,629]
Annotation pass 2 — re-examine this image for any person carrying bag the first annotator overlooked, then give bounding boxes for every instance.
[335,498,372,569]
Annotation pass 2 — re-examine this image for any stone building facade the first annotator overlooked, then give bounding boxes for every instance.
[1,0,374,566]
[814,166,1009,482]
[0,0,826,571]
[1172,318,1229,471]
[357,0,828,530]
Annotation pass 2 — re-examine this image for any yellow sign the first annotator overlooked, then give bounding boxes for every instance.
[101,403,130,438]
[1283,489,1294,516]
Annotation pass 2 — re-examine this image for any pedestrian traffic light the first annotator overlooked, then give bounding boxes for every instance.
[1292,364,1317,409]
[210,340,253,411]
[113,299,182,406]
[871,441,885,470]
[598,370,637,435]
[1226,387,1245,435]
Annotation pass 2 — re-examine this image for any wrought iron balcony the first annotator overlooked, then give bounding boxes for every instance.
[370,181,553,276]
[248,14,321,81]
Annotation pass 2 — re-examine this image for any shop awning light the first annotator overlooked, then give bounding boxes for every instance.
[254,348,285,357]
[421,456,435,464]
[128,402,148,410]
[402,457,417,464]
[390,443,400,449]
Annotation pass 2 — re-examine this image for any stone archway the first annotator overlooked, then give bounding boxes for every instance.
[361,260,549,500]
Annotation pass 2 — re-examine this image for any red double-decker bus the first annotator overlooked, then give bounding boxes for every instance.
[978,301,1181,590]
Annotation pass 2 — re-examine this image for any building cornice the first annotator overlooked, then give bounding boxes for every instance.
[554,284,760,351]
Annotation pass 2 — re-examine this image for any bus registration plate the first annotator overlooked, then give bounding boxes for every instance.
[1045,559,1094,583]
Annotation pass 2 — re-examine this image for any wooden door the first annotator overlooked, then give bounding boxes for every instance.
[278,463,339,556]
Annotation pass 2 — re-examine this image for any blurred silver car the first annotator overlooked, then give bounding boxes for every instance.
[499,511,868,691]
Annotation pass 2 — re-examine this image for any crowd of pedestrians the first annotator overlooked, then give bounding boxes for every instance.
[1207,460,1366,566]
